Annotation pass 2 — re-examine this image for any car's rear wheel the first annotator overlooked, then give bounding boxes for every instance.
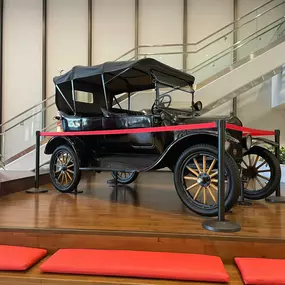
[111,171,139,184]
[50,145,81,193]
[174,144,240,217]
[242,146,281,200]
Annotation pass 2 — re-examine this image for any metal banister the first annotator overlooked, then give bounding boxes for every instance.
[117,17,285,71]
[115,0,283,61]
[0,94,55,129]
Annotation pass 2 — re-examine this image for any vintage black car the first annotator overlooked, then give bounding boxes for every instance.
[45,58,281,217]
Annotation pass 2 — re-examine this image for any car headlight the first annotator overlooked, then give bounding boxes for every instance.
[244,135,252,150]
[194,101,203,111]
[225,140,231,150]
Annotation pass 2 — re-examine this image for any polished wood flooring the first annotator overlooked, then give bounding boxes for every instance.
[0,171,284,240]
[0,171,284,284]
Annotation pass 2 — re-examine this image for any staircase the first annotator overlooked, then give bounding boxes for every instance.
[1,0,285,171]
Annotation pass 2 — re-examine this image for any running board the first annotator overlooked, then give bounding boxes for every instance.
[80,154,159,172]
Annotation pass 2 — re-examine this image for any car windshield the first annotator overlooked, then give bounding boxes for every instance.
[113,84,194,113]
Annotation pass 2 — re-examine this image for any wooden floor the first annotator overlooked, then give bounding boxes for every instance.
[0,171,285,284]
[0,171,284,240]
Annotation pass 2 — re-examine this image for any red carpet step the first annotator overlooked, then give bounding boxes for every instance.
[235,257,285,285]
[0,245,47,271]
[40,249,229,282]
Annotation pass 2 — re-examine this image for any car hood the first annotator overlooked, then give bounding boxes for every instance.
[184,115,242,126]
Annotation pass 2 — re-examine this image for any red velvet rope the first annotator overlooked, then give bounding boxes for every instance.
[40,122,275,137]
[225,124,275,136]
[40,122,216,137]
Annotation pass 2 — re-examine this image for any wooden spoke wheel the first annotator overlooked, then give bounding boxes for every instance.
[174,144,240,217]
[242,146,281,200]
[50,145,81,193]
[111,171,139,184]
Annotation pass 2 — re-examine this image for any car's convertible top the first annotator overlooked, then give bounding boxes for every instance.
[54,58,195,96]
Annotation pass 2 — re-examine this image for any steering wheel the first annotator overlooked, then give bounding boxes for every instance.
[151,94,172,114]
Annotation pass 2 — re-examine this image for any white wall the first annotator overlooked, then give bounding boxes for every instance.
[187,0,234,42]
[139,0,184,70]
[92,0,135,64]
[187,0,234,83]
[238,79,285,145]
[46,0,88,127]
[2,0,42,159]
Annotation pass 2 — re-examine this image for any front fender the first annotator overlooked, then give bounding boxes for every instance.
[252,137,278,147]
[175,129,239,143]
[148,131,239,171]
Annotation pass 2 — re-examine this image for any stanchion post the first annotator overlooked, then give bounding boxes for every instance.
[265,129,285,203]
[218,119,226,221]
[202,120,241,232]
[237,174,252,206]
[26,131,48,193]
[107,170,124,188]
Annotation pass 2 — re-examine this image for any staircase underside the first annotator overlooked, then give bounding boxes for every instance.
[197,36,285,113]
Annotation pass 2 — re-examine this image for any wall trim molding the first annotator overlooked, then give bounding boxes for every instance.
[0,0,3,130]
[88,0,92,66]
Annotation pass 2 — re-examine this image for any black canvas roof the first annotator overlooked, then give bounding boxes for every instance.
[54,58,195,96]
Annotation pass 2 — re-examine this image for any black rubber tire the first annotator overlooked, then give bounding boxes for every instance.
[174,144,240,217]
[243,146,281,200]
[111,171,139,184]
[50,145,81,193]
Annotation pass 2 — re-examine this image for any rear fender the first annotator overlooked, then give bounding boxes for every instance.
[152,131,239,170]
[44,136,90,165]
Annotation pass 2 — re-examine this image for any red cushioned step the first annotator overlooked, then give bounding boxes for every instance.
[40,249,229,282]
[235,257,285,285]
[0,245,47,271]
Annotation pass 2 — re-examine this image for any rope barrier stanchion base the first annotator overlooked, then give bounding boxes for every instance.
[26,187,48,194]
[265,196,285,203]
[237,178,252,206]
[202,219,241,232]
[237,199,252,206]
[107,171,125,188]
[266,130,285,203]
[71,188,83,195]
[107,179,125,188]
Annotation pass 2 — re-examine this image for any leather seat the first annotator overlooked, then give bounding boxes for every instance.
[101,108,145,117]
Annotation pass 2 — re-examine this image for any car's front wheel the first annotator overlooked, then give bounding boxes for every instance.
[50,145,81,193]
[174,144,240,217]
[242,146,281,200]
[111,171,139,184]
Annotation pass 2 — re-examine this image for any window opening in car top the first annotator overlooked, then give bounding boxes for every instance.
[75,91,94,104]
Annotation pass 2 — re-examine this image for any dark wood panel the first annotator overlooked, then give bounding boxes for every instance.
[1,230,285,263]
[0,172,50,197]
